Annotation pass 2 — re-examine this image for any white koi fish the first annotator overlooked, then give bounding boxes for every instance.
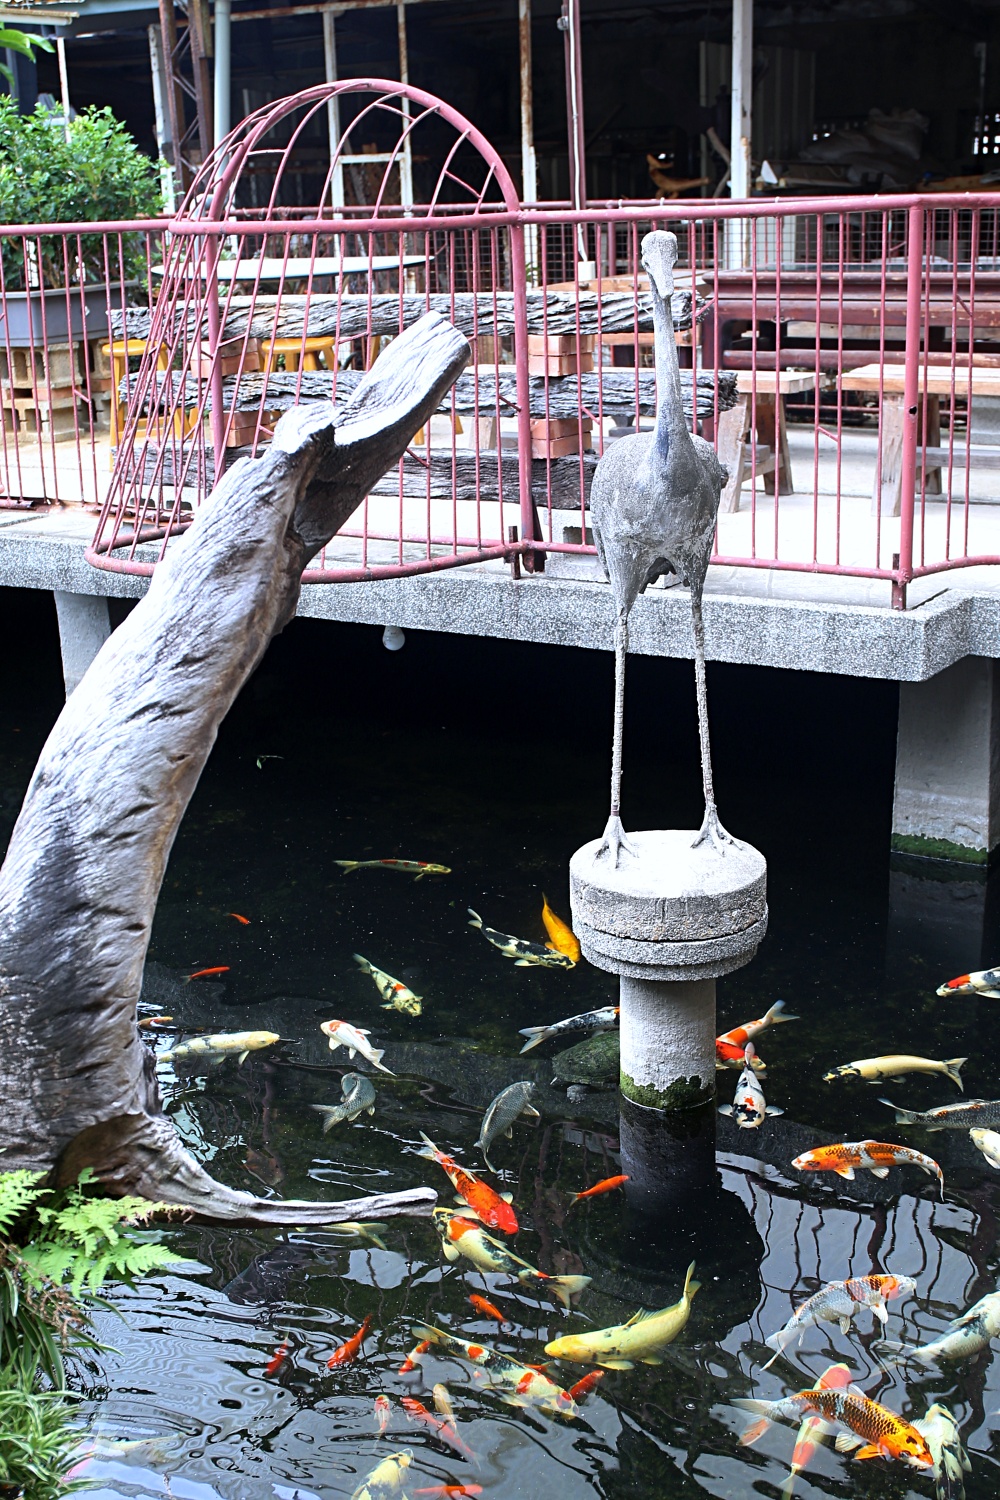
[763,1274,914,1369]
[519,1006,619,1054]
[914,1404,971,1500]
[353,953,422,1017]
[970,1127,1000,1168]
[938,967,1000,998]
[349,1450,413,1500]
[824,1055,965,1089]
[319,1019,395,1075]
[159,1030,280,1065]
[878,1290,1000,1365]
[719,1044,782,1129]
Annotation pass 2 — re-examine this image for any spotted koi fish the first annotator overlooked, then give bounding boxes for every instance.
[878,1290,1000,1365]
[937,967,1000,998]
[353,953,422,1017]
[719,1044,782,1129]
[468,909,575,970]
[409,1323,579,1419]
[763,1274,915,1369]
[781,1363,853,1497]
[735,1385,933,1468]
[791,1140,945,1199]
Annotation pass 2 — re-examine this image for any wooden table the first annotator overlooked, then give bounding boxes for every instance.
[840,362,1000,514]
[715,369,818,512]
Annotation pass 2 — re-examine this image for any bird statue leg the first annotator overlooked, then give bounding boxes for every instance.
[689,584,735,852]
[597,607,637,868]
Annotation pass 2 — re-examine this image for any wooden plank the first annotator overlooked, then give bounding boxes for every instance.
[843,364,1000,396]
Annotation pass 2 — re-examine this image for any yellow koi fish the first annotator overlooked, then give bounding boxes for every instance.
[350,1450,413,1500]
[824,1055,966,1090]
[353,954,422,1017]
[541,895,581,963]
[159,1030,280,1065]
[544,1261,699,1368]
[432,1209,590,1308]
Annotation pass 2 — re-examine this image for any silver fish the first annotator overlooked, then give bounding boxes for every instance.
[914,1404,971,1500]
[311,1072,377,1132]
[879,1097,1000,1130]
[762,1274,915,1370]
[475,1081,540,1169]
[879,1290,1000,1364]
[518,1006,619,1054]
[468,908,575,969]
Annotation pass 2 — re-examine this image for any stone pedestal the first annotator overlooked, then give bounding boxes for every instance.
[892,657,1000,865]
[570,828,767,1109]
[53,591,111,697]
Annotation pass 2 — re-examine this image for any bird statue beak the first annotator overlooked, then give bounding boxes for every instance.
[640,231,677,302]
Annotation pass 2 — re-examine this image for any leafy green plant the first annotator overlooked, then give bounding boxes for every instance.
[0,1376,86,1499]
[0,96,162,289]
[0,27,53,92]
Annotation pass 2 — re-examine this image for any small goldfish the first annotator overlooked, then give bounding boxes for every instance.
[186,965,230,981]
[399,1338,431,1373]
[824,1055,966,1090]
[719,1044,783,1129]
[434,1210,589,1307]
[401,1397,476,1460]
[336,858,450,880]
[354,953,422,1017]
[567,1370,604,1401]
[413,1489,483,1498]
[937,967,1000,998]
[569,1174,629,1205]
[792,1140,945,1199]
[159,1030,279,1065]
[137,1015,174,1030]
[763,1275,915,1369]
[544,1262,698,1368]
[735,1385,933,1468]
[718,1000,797,1051]
[468,909,575,969]
[782,1364,854,1497]
[469,1293,506,1324]
[374,1394,391,1435]
[320,1019,394,1074]
[417,1133,517,1234]
[518,1006,619,1054]
[228,912,250,925]
[264,1341,289,1376]
[541,895,582,963]
[327,1316,371,1367]
[410,1323,579,1418]
[350,1451,412,1500]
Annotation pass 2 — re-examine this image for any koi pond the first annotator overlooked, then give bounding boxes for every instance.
[4,591,1000,1500]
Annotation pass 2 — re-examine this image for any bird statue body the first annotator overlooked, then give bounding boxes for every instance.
[590,230,731,865]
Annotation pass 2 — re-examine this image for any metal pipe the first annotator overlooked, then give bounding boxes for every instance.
[54,34,71,139]
[560,0,585,220]
[322,11,344,206]
[396,1,413,208]
[729,0,752,199]
[213,0,231,149]
[894,202,924,610]
[518,0,538,281]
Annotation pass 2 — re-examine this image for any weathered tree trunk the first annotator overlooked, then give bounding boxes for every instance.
[0,312,470,1225]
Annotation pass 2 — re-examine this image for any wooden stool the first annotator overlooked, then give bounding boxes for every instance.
[101,339,171,446]
[261,336,336,373]
[716,370,817,513]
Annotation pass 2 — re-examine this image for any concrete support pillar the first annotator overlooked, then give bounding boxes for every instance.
[892,657,1000,864]
[53,591,111,696]
[619,976,716,1109]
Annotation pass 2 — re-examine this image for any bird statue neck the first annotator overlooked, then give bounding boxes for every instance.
[650,274,690,459]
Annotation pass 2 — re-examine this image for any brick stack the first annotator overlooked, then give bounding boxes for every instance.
[1,342,86,439]
[527,334,594,458]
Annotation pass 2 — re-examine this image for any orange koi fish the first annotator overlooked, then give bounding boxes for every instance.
[541,895,582,964]
[716,1037,767,1072]
[186,966,230,981]
[735,1385,933,1468]
[417,1133,518,1235]
[783,1364,853,1496]
[228,912,250,925]
[792,1140,945,1199]
[137,1015,174,1030]
[937,967,1000,998]
[469,1294,505,1324]
[400,1398,477,1461]
[567,1370,604,1401]
[399,1338,431,1373]
[569,1174,629,1206]
[374,1394,391,1435]
[264,1342,289,1376]
[327,1316,371,1367]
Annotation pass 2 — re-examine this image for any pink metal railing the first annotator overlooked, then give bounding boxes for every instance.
[4,86,1000,612]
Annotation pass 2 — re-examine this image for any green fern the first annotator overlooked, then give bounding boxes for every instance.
[0,1170,49,1238]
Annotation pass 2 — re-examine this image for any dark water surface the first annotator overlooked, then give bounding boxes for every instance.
[4,587,1000,1500]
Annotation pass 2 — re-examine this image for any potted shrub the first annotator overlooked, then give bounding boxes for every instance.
[0,98,163,344]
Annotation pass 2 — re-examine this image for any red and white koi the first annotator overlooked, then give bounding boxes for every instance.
[781,1364,853,1497]
[374,1394,391,1435]
[399,1338,431,1374]
[353,953,422,1018]
[717,1000,797,1065]
[319,1019,394,1075]
[792,1140,945,1199]
[410,1323,580,1419]
[719,1044,782,1129]
[937,967,1000,998]
[763,1275,915,1369]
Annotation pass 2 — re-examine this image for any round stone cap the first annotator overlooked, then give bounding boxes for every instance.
[570,828,767,980]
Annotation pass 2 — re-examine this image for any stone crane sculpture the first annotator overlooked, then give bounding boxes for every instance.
[0,311,469,1226]
[590,230,731,866]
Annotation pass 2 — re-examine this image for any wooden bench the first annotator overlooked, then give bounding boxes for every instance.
[715,370,818,512]
[840,363,1000,515]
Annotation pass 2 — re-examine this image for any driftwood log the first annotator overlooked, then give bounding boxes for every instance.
[0,311,470,1225]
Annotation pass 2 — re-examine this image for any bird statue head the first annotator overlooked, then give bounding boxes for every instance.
[640,230,678,302]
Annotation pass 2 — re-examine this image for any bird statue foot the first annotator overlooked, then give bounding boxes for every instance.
[692,804,736,854]
[596,814,637,869]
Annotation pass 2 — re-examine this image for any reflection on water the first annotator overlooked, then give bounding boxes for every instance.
[5,599,1000,1497]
